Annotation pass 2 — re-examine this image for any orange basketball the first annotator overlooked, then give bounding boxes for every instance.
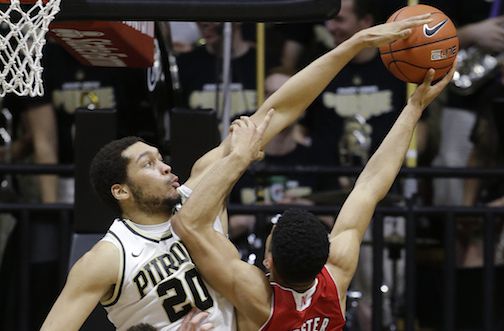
[379,4,458,84]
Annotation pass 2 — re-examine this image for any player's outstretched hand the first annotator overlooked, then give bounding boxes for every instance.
[355,13,432,48]
[230,108,275,162]
[179,309,213,331]
[408,61,457,110]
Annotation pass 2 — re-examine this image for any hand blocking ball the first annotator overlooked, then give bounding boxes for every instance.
[379,4,459,83]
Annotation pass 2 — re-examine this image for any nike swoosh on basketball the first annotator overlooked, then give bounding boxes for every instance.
[132,248,143,257]
[423,19,448,37]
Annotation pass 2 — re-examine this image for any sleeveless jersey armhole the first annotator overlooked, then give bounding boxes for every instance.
[323,266,346,321]
[258,288,275,331]
[100,231,125,307]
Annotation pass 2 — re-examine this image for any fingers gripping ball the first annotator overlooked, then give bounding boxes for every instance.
[380,4,459,83]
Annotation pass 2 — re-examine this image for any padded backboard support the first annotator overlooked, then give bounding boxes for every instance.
[74,108,118,233]
[170,108,220,183]
[58,0,341,22]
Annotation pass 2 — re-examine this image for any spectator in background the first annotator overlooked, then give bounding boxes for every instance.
[461,90,504,268]
[300,0,408,176]
[0,94,59,331]
[176,22,277,117]
[272,0,407,78]
[169,22,201,54]
[0,102,59,203]
[0,92,60,331]
[416,1,504,329]
[421,0,504,206]
[430,0,503,290]
[272,22,328,74]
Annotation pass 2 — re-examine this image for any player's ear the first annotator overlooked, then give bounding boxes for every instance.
[263,255,273,271]
[111,183,130,201]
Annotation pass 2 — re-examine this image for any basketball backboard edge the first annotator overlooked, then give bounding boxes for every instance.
[58,0,341,22]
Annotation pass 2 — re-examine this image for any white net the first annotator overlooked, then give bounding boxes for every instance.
[0,0,60,96]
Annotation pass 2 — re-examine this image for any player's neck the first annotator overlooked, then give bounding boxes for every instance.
[286,280,316,293]
[352,47,377,64]
[122,209,173,225]
[271,273,316,292]
[280,280,315,293]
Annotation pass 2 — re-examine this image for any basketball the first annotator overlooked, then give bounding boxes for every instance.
[379,4,459,84]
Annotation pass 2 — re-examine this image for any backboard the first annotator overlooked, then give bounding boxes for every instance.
[58,0,341,21]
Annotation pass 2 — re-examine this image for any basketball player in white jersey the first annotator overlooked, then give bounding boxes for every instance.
[40,13,433,331]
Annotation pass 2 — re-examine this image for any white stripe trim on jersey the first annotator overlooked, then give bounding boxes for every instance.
[268,279,319,311]
[258,290,275,331]
[268,279,318,295]
[323,265,346,321]
[101,231,126,307]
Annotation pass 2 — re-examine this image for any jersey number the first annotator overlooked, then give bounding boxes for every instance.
[157,268,214,322]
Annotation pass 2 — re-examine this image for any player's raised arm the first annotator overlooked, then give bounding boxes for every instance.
[171,111,275,326]
[251,13,433,146]
[185,14,433,189]
[326,64,457,293]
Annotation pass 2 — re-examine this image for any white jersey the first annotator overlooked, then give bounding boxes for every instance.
[100,185,235,331]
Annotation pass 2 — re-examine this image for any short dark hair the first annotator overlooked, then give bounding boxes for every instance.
[271,209,330,284]
[89,136,144,214]
[127,323,157,331]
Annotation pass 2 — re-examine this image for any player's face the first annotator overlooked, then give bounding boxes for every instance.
[325,0,368,46]
[198,22,223,46]
[122,142,181,214]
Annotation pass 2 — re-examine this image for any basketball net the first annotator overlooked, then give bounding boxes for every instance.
[0,0,61,96]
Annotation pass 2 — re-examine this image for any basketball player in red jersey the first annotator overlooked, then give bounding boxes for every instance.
[171,43,457,331]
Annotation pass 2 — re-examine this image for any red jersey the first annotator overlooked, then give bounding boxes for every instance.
[260,266,345,331]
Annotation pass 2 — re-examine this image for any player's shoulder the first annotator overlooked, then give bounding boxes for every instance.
[78,241,119,270]
[90,240,121,258]
[70,241,120,284]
